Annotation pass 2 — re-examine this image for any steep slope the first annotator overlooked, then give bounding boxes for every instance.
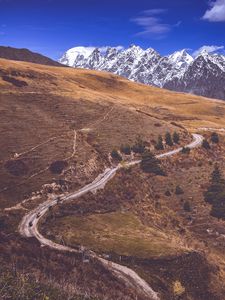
[0,45,63,67]
[59,45,225,100]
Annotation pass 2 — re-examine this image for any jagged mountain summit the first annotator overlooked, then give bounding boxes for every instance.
[59,45,225,101]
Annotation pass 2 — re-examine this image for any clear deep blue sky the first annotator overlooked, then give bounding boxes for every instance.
[0,0,225,59]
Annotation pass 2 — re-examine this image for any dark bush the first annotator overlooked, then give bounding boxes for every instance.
[4,159,28,176]
[204,165,225,220]
[211,164,222,183]
[120,145,131,155]
[165,190,171,197]
[154,123,162,127]
[49,160,68,174]
[181,147,190,154]
[183,201,191,212]
[140,150,165,176]
[211,132,219,144]
[202,139,210,149]
[175,185,184,195]
[2,75,28,87]
[210,202,225,219]
[132,137,145,154]
[0,217,6,229]
[111,149,122,162]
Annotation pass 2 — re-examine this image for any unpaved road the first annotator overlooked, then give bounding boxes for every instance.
[19,133,203,300]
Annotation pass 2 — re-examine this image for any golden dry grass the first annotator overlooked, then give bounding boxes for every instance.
[1,57,225,130]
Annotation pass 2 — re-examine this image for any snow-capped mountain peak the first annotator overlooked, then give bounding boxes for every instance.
[59,46,95,66]
[59,45,225,101]
[168,49,193,68]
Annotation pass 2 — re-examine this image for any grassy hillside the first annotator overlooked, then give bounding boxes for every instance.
[1,57,225,130]
[1,58,225,299]
[0,58,190,208]
[42,136,225,299]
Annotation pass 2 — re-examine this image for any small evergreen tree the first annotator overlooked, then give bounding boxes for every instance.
[173,132,180,144]
[204,165,225,219]
[165,132,173,146]
[211,132,219,144]
[120,144,131,155]
[111,149,122,161]
[140,150,165,175]
[202,139,210,149]
[155,135,164,150]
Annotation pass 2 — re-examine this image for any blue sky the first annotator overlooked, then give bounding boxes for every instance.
[0,0,225,59]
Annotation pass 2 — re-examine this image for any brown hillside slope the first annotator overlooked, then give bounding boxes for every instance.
[1,58,225,299]
[1,58,225,130]
[0,58,225,208]
[0,46,63,67]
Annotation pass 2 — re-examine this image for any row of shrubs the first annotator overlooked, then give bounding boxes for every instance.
[111,136,146,162]
[155,131,180,150]
[111,131,181,161]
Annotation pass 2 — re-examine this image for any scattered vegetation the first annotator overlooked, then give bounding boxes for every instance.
[0,258,99,300]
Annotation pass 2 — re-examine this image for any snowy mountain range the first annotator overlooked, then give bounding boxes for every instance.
[59,45,225,101]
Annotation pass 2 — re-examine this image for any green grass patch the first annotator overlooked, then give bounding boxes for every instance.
[51,211,183,258]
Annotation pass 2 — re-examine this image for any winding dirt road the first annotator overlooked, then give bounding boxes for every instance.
[19,133,203,300]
